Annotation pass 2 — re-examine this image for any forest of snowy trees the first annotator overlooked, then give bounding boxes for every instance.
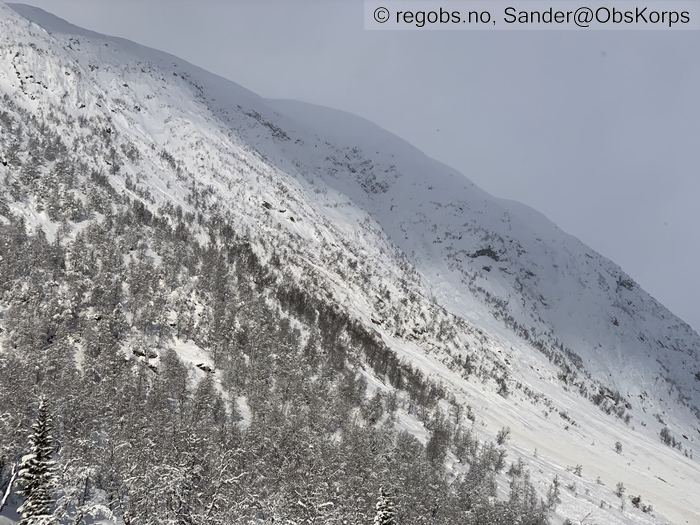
[0,93,559,523]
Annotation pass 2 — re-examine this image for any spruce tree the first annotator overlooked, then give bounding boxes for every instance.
[17,397,57,525]
[373,487,396,525]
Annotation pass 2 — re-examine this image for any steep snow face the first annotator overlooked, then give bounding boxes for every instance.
[267,98,700,420]
[2,3,700,523]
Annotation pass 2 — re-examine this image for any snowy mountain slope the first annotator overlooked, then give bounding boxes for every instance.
[266,98,700,422]
[1,3,699,523]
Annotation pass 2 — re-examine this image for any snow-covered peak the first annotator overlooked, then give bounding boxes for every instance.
[6,2,263,108]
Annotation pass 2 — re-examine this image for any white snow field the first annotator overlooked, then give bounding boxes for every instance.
[1,2,698,523]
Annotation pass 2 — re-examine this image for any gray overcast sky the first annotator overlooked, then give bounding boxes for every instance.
[16,0,700,332]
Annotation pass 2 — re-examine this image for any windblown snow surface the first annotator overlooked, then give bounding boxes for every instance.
[1,3,699,523]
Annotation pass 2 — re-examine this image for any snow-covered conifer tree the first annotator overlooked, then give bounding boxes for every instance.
[373,487,396,525]
[17,397,57,525]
